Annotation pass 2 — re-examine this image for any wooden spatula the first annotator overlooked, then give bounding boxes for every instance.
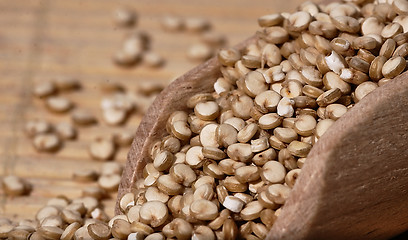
[117,9,408,240]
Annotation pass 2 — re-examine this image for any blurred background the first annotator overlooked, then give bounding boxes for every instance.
[0,0,312,221]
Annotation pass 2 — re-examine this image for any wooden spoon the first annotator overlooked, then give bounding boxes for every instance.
[117,16,408,240]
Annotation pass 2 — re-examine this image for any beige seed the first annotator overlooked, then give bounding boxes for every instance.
[170,163,197,187]
[113,49,140,66]
[230,94,254,120]
[382,56,406,78]
[187,43,213,62]
[139,201,169,227]
[71,109,97,126]
[227,143,253,163]
[223,176,248,193]
[143,51,164,68]
[193,118,217,144]
[239,221,253,238]
[222,218,239,240]
[393,0,408,14]
[273,127,298,143]
[214,77,233,94]
[302,84,324,99]
[294,114,317,137]
[89,137,115,161]
[190,199,218,221]
[127,232,145,240]
[194,101,219,121]
[114,6,136,27]
[33,133,61,152]
[254,90,281,113]
[325,51,347,74]
[33,82,56,98]
[154,151,175,172]
[25,119,52,138]
[286,11,312,32]
[87,223,111,240]
[171,120,192,141]
[393,43,408,58]
[111,219,131,239]
[332,15,360,33]
[130,221,154,236]
[2,175,30,196]
[127,205,141,223]
[259,26,289,44]
[382,22,403,39]
[72,169,98,183]
[352,36,377,50]
[36,206,60,222]
[269,135,286,150]
[202,146,226,160]
[253,148,277,166]
[280,80,303,99]
[60,222,81,240]
[222,196,245,213]
[323,72,351,95]
[161,15,184,31]
[157,174,183,195]
[243,71,268,98]
[287,140,312,158]
[145,232,165,240]
[369,56,388,81]
[354,81,378,102]
[315,119,335,139]
[237,123,258,143]
[261,44,282,67]
[266,184,291,204]
[316,88,342,107]
[361,17,384,35]
[185,146,205,168]
[185,17,210,32]
[260,160,286,184]
[193,183,214,201]
[325,104,348,120]
[258,13,284,27]
[37,226,64,239]
[340,68,369,85]
[40,215,63,228]
[192,226,216,240]
[45,96,72,113]
[251,137,269,153]
[187,93,214,109]
[240,201,264,221]
[242,55,262,69]
[102,107,127,125]
[380,38,397,59]
[162,218,193,239]
[314,35,332,55]
[98,174,121,192]
[285,168,302,188]
[235,165,260,183]
[215,124,238,148]
[349,56,370,73]
[300,66,323,87]
[145,187,169,203]
[224,117,246,131]
[55,122,76,140]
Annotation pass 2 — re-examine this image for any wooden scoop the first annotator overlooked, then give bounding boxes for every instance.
[117,29,408,240]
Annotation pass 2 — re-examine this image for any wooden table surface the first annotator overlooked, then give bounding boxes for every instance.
[0,0,309,221]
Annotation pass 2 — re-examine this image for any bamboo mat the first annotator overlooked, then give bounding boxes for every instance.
[0,0,308,221]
